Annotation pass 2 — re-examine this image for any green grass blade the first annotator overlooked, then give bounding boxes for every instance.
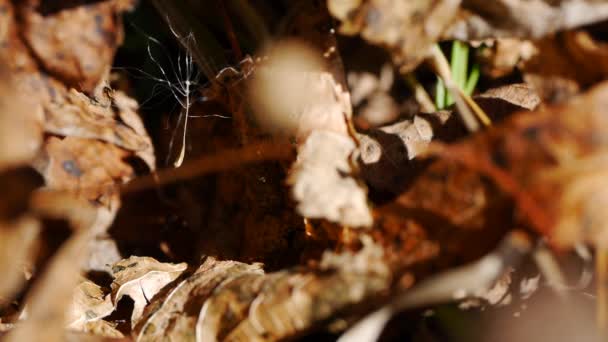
[465,63,480,96]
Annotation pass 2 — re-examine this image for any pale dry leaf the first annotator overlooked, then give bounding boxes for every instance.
[475,83,541,111]
[328,0,462,72]
[43,89,153,166]
[447,0,608,40]
[477,38,536,79]
[521,30,608,103]
[76,321,124,339]
[225,236,390,341]
[290,130,373,228]
[195,273,268,342]
[135,257,263,342]
[67,280,114,331]
[19,0,134,92]
[35,136,132,201]
[110,256,187,327]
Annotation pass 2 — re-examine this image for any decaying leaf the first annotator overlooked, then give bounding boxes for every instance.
[19,0,136,92]
[42,88,154,170]
[522,30,608,103]
[433,81,608,248]
[36,136,132,201]
[250,41,372,227]
[135,257,263,341]
[110,256,187,326]
[6,193,101,342]
[328,0,461,72]
[447,0,608,40]
[477,38,536,79]
[290,130,373,227]
[474,83,541,112]
[67,280,115,332]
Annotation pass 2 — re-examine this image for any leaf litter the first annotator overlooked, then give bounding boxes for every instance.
[2,0,608,341]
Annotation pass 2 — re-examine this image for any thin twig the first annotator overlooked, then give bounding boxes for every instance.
[338,230,532,342]
[123,141,294,194]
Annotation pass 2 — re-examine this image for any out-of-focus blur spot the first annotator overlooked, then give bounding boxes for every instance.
[248,39,351,140]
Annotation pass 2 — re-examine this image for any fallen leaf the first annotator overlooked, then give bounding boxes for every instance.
[290,130,373,227]
[36,136,132,202]
[67,280,115,331]
[475,83,541,112]
[433,81,608,248]
[110,256,187,326]
[134,257,263,341]
[43,89,154,168]
[522,30,608,103]
[446,0,608,40]
[19,0,135,92]
[328,0,462,72]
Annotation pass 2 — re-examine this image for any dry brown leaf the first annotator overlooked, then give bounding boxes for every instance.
[18,0,135,92]
[475,83,541,112]
[477,38,536,79]
[432,81,608,249]
[290,131,373,227]
[195,273,268,341]
[135,257,263,341]
[35,136,132,202]
[225,236,390,341]
[328,0,461,72]
[110,256,187,327]
[43,89,154,168]
[76,321,124,339]
[521,30,608,103]
[447,0,608,40]
[67,280,115,332]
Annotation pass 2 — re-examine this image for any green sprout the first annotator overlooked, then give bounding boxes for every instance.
[435,41,480,110]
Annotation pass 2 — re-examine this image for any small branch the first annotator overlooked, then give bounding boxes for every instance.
[122,141,294,194]
[339,230,532,342]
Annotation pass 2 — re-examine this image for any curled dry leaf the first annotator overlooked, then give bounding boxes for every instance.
[67,280,115,333]
[18,0,135,92]
[36,136,132,201]
[222,238,389,341]
[135,257,263,341]
[522,30,608,103]
[328,0,461,72]
[43,89,154,170]
[447,0,608,40]
[110,256,187,326]
[474,83,541,112]
[250,40,372,227]
[434,81,608,248]
[477,38,536,79]
[133,237,388,342]
[290,131,373,227]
